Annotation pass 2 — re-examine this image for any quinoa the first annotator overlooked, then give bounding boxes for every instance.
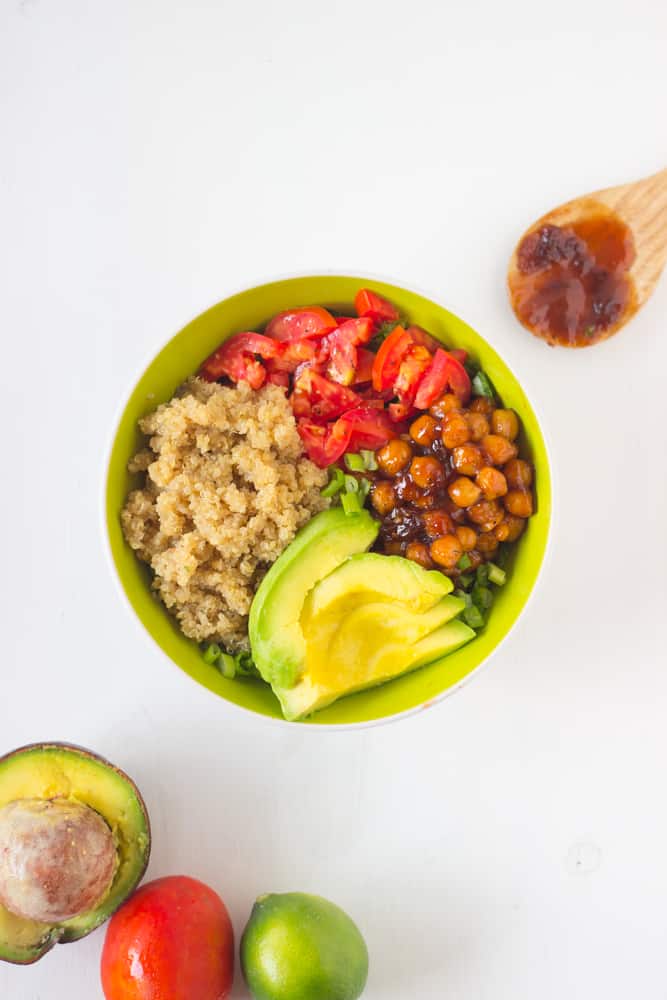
[121,377,330,651]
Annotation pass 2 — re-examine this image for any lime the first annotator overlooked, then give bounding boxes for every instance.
[240,892,369,1000]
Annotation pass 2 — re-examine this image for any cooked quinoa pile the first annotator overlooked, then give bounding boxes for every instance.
[121,377,329,651]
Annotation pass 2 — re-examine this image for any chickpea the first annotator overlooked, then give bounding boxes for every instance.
[409,414,439,447]
[476,466,508,500]
[413,492,436,510]
[504,458,533,490]
[481,434,518,466]
[448,476,482,508]
[405,541,433,568]
[430,534,463,569]
[376,439,412,477]
[371,481,396,516]
[495,515,525,543]
[491,408,520,441]
[422,509,455,537]
[455,525,478,551]
[476,531,499,555]
[504,489,534,518]
[429,393,460,419]
[441,413,470,449]
[467,411,490,442]
[467,499,504,531]
[451,444,484,476]
[410,455,445,489]
[470,397,494,415]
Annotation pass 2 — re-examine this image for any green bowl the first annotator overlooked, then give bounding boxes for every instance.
[105,275,551,727]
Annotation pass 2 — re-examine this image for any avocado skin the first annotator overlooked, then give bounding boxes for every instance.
[249,508,379,690]
[0,743,151,965]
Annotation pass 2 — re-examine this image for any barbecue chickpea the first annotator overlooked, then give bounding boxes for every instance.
[448,476,482,508]
[405,541,433,568]
[476,466,508,500]
[481,434,518,466]
[470,397,494,415]
[410,414,439,447]
[491,408,520,440]
[376,439,412,476]
[455,525,478,551]
[476,531,499,555]
[429,393,460,419]
[430,534,463,569]
[410,455,444,489]
[422,509,455,537]
[504,458,533,490]
[441,413,470,449]
[504,489,534,518]
[495,515,525,542]
[371,481,396,516]
[451,444,484,476]
[467,411,490,442]
[467,499,504,531]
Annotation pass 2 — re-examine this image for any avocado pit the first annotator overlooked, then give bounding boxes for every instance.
[0,798,117,923]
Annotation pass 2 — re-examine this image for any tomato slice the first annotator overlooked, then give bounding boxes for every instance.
[406,325,440,353]
[265,306,337,342]
[325,318,374,385]
[266,370,290,388]
[199,333,278,388]
[266,338,319,375]
[443,351,472,402]
[413,348,450,409]
[371,325,412,391]
[354,289,399,323]
[394,344,432,405]
[296,418,352,467]
[340,406,396,451]
[292,369,362,421]
[449,348,468,365]
[352,348,375,384]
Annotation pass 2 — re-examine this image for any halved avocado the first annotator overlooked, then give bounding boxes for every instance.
[0,743,150,965]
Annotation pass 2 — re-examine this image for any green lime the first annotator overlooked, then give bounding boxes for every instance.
[240,892,369,1000]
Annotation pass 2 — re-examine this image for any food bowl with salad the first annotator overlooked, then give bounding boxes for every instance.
[105,276,551,726]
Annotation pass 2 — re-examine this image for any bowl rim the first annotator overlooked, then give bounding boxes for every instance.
[101,269,554,731]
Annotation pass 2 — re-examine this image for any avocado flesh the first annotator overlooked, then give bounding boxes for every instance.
[249,508,379,689]
[276,601,474,722]
[301,553,453,626]
[0,744,150,965]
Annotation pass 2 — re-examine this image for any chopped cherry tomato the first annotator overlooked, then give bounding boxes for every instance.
[413,348,450,409]
[443,351,471,402]
[325,317,373,385]
[339,405,396,451]
[199,333,278,388]
[266,370,290,388]
[266,338,319,375]
[354,289,399,323]
[449,348,468,365]
[297,418,352,467]
[406,325,440,353]
[352,348,375,384]
[335,315,355,326]
[388,400,415,422]
[265,306,336,342]
[394,344,432,405]
[371,325,412,391]
[292,369,362,420]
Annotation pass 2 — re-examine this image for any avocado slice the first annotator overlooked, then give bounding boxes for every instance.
[249,508,379,690]
[277,591,474,722]
[301,553,453,627]
[0,743,150,965]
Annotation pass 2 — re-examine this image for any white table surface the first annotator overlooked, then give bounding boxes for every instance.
[2,1,666,997]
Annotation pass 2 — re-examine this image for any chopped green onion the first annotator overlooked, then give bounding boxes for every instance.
[360,449,378,471]
[488,563,507,586]
[344,474,359,494]
[358,477,371,500]
[203,643,221,665]
[321,478,342,498]
[472,371,495,399]
[471,584,493,611]
[457,572,474,589]
[344,453,366,473]
[462,604,485,629]
[341,492,362,515]
[234,652,259,677]
[219,653,237,678]
[457,553,472,571]
[475,564,490,586]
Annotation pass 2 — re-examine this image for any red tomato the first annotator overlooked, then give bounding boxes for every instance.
[449,348,468,365]
[340,405,396,451]
[323,318,373,385]
[266,370,290,388]
[297,418,352,467]
[264,306,336,342]
[405,325,440,353]
[413,348,450,409]
[394,344,432,405]
[354,288,399,323]
[292,370,362,421]
[371,325,412,391]
[352,348,375,384]
[267,338,319,374]
[100,875,234,1000]
[443,351,472,402]
[199,333,278,388]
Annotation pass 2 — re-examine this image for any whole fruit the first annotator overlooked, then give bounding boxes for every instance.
[100,875,234,1000]
[241,892,368,1000]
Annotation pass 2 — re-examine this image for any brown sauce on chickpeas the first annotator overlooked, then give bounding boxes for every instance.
[509,209,636,347]
[370,395,534,576]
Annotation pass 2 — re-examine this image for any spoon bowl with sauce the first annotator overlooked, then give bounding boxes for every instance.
[508,167,667,347]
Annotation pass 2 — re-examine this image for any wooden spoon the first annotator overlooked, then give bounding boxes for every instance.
[508,167,667,347]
